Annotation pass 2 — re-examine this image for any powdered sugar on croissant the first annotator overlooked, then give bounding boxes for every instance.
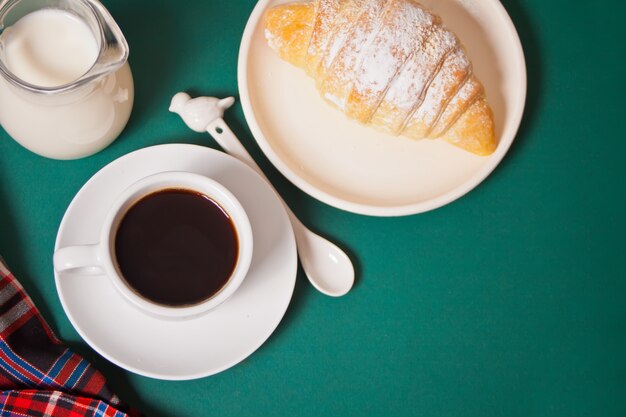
[264,0,497,155]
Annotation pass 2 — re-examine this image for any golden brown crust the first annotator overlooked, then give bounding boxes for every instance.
[430,75,482,138]
[264,2,315,67]
[443,98,496,155]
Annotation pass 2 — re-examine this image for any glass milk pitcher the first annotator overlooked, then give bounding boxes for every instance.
[0,0,134,159]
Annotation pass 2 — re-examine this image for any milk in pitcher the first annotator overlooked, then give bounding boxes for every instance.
[0,0,134,160]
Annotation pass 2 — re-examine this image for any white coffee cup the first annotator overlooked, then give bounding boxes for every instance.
[53,171,253,319]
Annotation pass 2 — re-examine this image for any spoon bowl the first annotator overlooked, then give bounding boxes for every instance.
[292,215,354,297]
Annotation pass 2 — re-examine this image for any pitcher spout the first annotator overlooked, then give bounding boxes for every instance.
[85,0,129,81]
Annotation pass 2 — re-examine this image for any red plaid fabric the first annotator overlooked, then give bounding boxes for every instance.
[0,257,139,416]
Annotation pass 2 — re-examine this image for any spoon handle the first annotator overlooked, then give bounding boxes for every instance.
[206,118,303,228]
[207,119,262,177]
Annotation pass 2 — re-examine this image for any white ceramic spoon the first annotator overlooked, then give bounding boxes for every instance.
[170,92,355,297]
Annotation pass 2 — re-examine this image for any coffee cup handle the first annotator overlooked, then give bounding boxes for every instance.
[53,244,103,274]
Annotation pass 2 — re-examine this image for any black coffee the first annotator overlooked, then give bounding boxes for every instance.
[114,188,239,307]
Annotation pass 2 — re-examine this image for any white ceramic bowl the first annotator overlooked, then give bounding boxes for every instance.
[238,0,527,216]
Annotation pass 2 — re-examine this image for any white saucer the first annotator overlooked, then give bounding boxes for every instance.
[54,144,297,380]
[238,0,526,216]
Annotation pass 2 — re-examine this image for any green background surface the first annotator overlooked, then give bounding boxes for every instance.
[1,0,625,415]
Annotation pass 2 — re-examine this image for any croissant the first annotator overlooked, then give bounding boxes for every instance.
[264,0,497,155]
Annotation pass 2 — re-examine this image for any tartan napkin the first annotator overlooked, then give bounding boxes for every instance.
[0,257,139,417]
